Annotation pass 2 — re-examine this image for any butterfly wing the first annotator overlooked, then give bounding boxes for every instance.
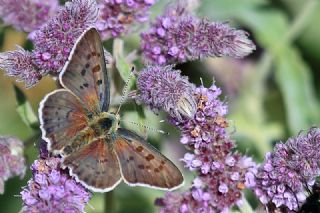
[39,89,88,152]
[59,27,110,114]
[114,128,184,190]
[62,138,122,192]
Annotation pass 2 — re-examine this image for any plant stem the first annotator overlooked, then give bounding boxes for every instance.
[105,191,115,213]
[260,0,317,83]
[283,0,317,45]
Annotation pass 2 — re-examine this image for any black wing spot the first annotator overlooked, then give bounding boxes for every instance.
[85,63,90,69]
[81,69,86,76]
[83,83,89,88]
[97,79,102,85]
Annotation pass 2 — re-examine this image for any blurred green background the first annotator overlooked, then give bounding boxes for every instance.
[1,0,320,212]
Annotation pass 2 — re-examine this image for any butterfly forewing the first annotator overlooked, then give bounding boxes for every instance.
[62,138,122,192]
[114,128,184,190]
[39,89,88,152]
[60,28,110,115]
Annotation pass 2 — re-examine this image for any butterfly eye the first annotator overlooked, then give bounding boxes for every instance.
[98,118,113,130]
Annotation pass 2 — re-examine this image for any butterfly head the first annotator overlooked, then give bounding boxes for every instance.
[95,112,120,136]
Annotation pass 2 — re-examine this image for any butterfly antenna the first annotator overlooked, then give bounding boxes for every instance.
[123,120,170,135]
[116,67,134,116]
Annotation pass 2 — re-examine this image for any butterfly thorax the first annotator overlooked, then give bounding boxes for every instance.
[89,112,120,140]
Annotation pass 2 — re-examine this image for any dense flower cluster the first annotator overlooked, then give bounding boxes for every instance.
[0,0,58,33]
[0,136,26,194]
[176,85,228,150]
[137,66,257,212]
[250,127,320,211]
[32,0,98,73]
[97,0,157,39]
[136,65,196,120]
[20,157,91,213]
[0,0,98,87]
[157,152,257,212]
[141,2,255,65]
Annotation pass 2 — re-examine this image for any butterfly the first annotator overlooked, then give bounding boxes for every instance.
[39,27,184,192]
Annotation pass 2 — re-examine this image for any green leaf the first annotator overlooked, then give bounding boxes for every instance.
[116,54,134,83]
[14,85,38,130]
[113,38,136,89]
[275,47,320,134]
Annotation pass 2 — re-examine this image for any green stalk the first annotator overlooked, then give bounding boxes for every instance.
[105,191,115,213]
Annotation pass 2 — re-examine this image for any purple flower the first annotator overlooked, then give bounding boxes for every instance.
[141,2,255,65]
[136,65,197,120]
[0,136,26,194]
[157,155,257,212]
[251,127,320,211]
[0,0,98,87]
[20,157,91,213]
[0,46,42,87]
[32,0,98,74]
[0,0,58,33]
[96,0,157,39]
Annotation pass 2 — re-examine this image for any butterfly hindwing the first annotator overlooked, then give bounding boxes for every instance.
[60,27,110,114]
[114,128,184,190]
[39,89,88,152]
[62,138,122,192]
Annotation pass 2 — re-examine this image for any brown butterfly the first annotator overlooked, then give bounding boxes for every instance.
[39,27,184,192]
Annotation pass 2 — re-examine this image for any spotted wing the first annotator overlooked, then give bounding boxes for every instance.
[39,89,88,152]
[62,138,122,192]
[59,27,110,115]
[114,128,184,190]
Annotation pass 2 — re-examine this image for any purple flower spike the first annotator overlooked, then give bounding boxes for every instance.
[20,157,91,213]
[0,0,58,33]
[0,46,42,87]
[96,0,157,39]
[0,0,99,87]
[32,0,98,74]
[251,127,320,211]
[0,136,26,194]
[141,2,255,65]
[149,79,257,212]
[136,65,197,120]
